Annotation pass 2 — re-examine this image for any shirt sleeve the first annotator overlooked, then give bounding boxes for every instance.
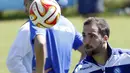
[6,27,31,73]
[72,31,83,50]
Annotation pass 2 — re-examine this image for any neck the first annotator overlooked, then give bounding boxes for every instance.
[92,43,108,65]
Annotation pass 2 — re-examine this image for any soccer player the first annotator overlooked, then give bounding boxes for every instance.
[6,0,85,73]
[30,16,85,73]
[73,17,130,73]
[30,0,85,73]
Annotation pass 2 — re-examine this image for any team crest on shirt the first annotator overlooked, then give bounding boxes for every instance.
[79,63,93,71]
[75,63,93,72]
[114,67,121,73]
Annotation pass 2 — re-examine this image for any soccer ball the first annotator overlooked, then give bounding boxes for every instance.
[29,0,61,28]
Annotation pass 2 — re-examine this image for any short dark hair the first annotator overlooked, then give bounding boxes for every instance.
[84,17,110,38]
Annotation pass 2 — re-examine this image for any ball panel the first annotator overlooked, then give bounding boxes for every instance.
[36,23,48,28]
[35,0,47,17]
[42,5,56,24]
[45,13,60,25]
[29,3,37,21]
[30,14,37,21]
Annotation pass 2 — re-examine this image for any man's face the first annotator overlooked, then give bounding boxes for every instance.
[82,24,104,56]
[24,0,32,14]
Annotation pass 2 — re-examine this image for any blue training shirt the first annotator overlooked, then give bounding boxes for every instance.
[30,16,83,73]
[73,44,130,73]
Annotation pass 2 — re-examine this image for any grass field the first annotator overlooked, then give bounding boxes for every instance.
[0,16,130,73]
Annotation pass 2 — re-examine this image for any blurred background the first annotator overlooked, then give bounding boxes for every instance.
[0,0,130,73]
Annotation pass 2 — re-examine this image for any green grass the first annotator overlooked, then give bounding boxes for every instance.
[0,16,130,73]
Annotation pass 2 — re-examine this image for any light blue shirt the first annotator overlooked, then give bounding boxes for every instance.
[30,16,83,73]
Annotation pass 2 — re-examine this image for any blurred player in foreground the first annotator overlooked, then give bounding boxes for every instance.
[29,0,85,73]
[6,0,85,73]
[73,17,130,73]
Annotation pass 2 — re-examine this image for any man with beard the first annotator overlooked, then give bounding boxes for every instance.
[73,17,130,73]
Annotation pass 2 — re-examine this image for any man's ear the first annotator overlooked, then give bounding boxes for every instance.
[103,35,108,41]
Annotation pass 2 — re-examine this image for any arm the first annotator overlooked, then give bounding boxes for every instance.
[77,45,86,61]
[34,35,47,73]
[6,27,30,73]
[73,31,86,61]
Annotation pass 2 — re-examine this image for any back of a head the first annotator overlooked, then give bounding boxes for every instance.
[29,0,61,28]
[24,0,34,14]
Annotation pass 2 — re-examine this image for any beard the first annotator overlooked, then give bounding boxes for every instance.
[84,41,103,56]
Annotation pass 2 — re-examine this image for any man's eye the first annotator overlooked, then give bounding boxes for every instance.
[89,35,95,38]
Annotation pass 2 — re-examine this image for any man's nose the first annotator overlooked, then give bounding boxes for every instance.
[83,37,91,45]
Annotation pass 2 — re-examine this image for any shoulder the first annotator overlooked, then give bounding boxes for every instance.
[111,48,130,65]
[19,21,30,33]
[113,48,130,55]
[11,21,31,50]
[59,16,71,22]
[13,21,31,43]
[16,21,31,40]
[56,15,76,32]
[58,15,74,27]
